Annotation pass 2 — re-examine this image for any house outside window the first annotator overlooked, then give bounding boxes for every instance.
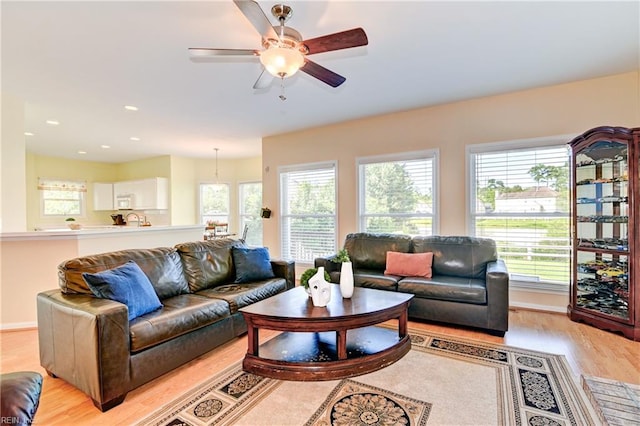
[239,182,262,246]
[280,162,336,264]
[199,183,229,225]
[38,178,86,217]
[468,137,571,288]
[358,150,438,235]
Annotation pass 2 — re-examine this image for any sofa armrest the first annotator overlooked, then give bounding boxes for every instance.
[314,256,340,274]
[270,259,296,290]
[485,259,510,331]
[37,290,131,409]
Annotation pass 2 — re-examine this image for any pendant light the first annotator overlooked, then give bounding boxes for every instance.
[214,148,219,183]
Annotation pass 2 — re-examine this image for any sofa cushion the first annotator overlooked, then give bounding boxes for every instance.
[397,275,487,304]
[83,261,163,321]
[385,251,433,278]
[412,236,497,279]
[232,247,275,283]
[58,247,190,299]
[129,294,231,353]
[197,278,287,313]
[345,233,413,270]
[353,269,400,291]
[176,239,245,292]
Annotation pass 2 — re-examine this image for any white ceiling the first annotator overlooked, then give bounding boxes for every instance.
[2,1,639,163]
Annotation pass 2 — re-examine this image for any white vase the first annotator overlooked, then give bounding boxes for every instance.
[340,262,354,298]
[308,266,332,307]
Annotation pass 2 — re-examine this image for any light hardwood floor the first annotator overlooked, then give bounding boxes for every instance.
[1,308,639,425]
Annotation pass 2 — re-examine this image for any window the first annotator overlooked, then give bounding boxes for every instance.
[199,183,229,225]
[280,162,336,264]
[38,178,86,217]
[358,151,438,235]
[239,182,263,246]
[468,138,571,288]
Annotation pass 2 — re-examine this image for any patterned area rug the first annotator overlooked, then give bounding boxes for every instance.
[135,328,598,425]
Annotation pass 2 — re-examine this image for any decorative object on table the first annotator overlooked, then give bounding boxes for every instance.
[308,266,331,307]
[65,217,82,230]
[332,248,354,298]
[299,267,331,292]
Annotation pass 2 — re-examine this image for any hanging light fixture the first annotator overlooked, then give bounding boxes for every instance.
[259,46,305,79]
[214,148,219,183]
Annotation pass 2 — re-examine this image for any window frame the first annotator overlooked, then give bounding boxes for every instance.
[238,180,263,246]
[356,149,439,235]
[198,182,230,225]
[279,160,338,265]
[38,178,87,218]
[466,134,574,291]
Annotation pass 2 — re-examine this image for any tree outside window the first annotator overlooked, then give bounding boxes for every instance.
[359,152,437,235]
[200,183,229,225]
[239,182,262,246]
[470,143,570,286]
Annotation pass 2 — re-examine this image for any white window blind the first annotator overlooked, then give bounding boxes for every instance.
[239,182,262,246]
[358,151,437,235]
[200,183,229,225]
[38,178,86,216]
[280,162,336,263]
[469,143,570,286]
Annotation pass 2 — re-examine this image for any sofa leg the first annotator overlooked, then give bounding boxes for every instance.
[92,394,127,412]
[45,369,57,378]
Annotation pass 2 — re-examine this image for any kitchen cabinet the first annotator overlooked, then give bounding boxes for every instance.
[93,182,114,211]
[113,177,169,210]
[568,126,639,341]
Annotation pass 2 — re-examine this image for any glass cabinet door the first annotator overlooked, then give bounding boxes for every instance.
[574,140,629,320]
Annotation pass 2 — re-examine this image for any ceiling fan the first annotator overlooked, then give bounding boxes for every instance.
[189,1,368,97]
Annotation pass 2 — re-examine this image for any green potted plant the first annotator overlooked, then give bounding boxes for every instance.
[299,267,331,290]
[332,248,351,263]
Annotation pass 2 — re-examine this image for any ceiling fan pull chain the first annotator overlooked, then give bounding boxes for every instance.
[279,77,287,101]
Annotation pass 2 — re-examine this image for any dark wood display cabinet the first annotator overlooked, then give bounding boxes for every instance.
[568,126,639,341]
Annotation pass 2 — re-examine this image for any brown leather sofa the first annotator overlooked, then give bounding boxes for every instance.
[37,239,294,411]
[0,371,43,425]
[315,233,509,336]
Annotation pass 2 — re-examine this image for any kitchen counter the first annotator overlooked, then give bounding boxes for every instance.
[1,224,210,328]
[0,225,204,241]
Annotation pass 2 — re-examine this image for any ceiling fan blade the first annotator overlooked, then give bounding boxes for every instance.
[253,68,273,89]
[303,28,368,55]
[189,48,259,57]
[300,60,346,88]
[233,0,279,42]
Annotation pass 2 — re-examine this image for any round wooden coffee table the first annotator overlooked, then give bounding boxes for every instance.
[239,284,413,381]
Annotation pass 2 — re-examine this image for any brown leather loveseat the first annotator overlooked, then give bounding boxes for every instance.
[315,233,509,336]
[37,239,294,411]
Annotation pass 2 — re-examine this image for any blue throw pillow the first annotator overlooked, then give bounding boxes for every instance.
[232,246,275,283]
[82,261,162,321]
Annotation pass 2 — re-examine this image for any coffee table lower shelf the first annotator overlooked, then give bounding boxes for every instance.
[242,326,411,381]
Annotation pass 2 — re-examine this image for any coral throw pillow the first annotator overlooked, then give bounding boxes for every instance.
[384,251,433,278]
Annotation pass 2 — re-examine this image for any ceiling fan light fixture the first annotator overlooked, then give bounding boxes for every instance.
[259,46,304,78]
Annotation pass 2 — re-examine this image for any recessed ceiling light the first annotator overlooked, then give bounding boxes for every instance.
[46,120,59,125]
[77,150,87,155]
[24,132,34,136]
[130,137,140,141]
[124,105,138,111]
[100,145,111,149]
